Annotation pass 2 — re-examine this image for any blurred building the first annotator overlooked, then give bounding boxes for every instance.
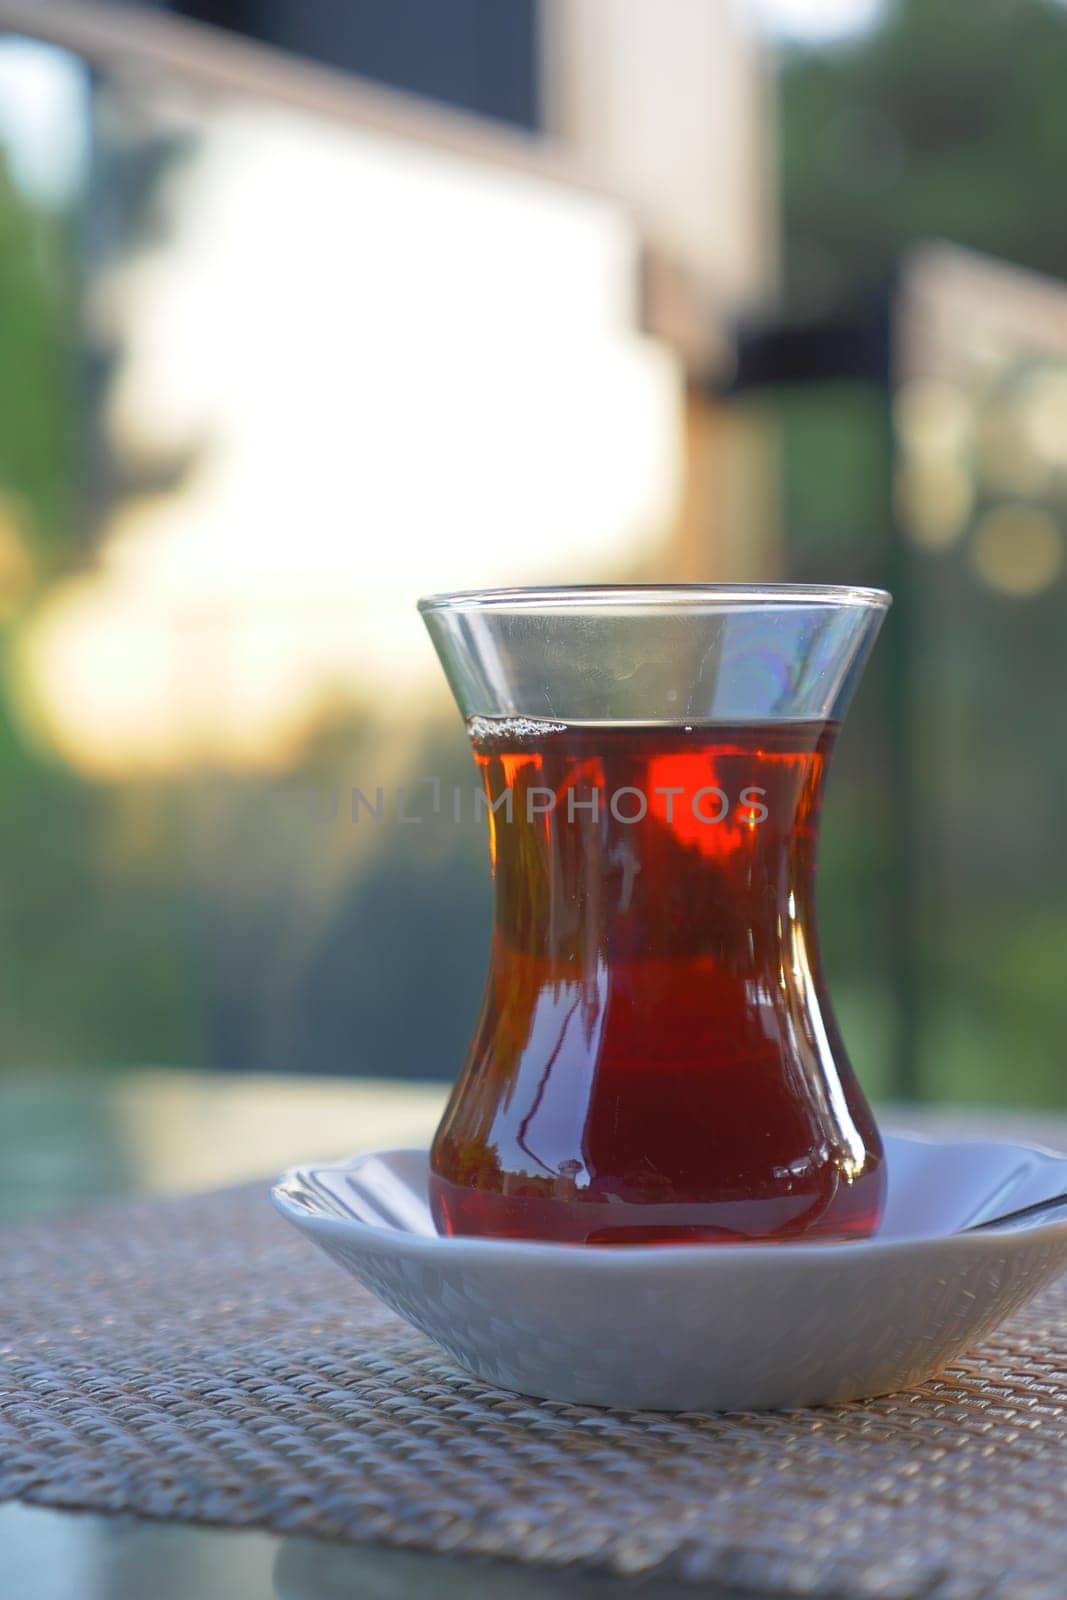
[0,0,1065,1109]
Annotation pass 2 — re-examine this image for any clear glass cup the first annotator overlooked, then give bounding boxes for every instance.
[419,584,891,1245]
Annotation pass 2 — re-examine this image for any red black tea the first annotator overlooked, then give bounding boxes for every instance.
[430,717,885,1245]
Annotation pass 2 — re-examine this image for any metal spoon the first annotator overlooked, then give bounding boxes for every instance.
[963,1189,1067,1233]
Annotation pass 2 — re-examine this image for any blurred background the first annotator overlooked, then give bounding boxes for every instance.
[0,0,1066,1204]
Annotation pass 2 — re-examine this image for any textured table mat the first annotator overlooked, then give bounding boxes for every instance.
[2,1158,1067,1598]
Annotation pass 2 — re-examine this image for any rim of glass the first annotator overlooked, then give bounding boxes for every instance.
[418,583,891,613]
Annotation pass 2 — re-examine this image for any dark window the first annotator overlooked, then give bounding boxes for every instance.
[160,0,541,130]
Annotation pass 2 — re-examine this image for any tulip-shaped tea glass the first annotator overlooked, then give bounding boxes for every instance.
[420,585,891,1246]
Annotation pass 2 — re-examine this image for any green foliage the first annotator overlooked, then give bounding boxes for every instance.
[781,0,1067,306]
[0,159,73,557]
[781,0,1067,1107]
[0,153,203,1071]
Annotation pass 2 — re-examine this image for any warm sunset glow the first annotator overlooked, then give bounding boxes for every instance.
[18,100,682,777]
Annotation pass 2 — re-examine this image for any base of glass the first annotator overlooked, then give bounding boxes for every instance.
[428,1169,885,1247]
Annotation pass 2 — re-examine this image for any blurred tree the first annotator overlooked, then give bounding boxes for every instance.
[778,0,1067,1107]
[0,156,72,561]
[0,125,203,1073]
[780,0,1067,311]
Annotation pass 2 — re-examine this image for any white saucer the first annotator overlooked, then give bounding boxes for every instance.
[271,1133,1067,1411]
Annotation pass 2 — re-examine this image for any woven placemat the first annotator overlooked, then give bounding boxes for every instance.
[2,1170,1067,1599]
